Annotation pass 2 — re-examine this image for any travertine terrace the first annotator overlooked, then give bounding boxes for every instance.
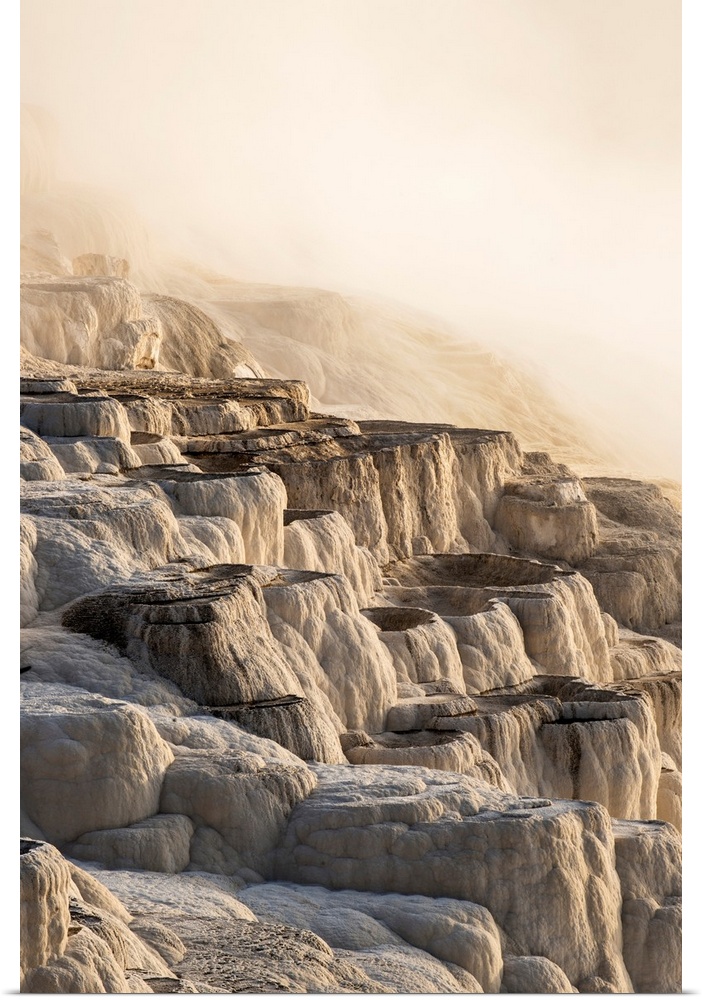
[19,247,682,993]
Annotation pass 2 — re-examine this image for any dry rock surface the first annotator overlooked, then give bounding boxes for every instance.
[19,239,682,993]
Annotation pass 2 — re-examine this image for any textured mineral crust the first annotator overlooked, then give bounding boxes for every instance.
[19,239,682,993]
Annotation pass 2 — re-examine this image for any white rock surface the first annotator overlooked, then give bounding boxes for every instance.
[17,297,682,994]
[21,684,174,843]
[610,628,682,680]
[363,604,467,690]
[240,881,503,993]
[46,434,142,474]
[21,391,132,441]
[262,570,397,732]
[152,711,309,765]
[158,468,287,566]
[62,565,307,708]
[21,624,195,712]
[273,764,631,990]
[21,479,192,614]
[495,474,599,564]
[20,425,66,481]
[446,600,536,693]
[69,814,195,874]
[343,730,511,791]
[21,839,181,994]
[21,275,161,369]
[386,553,612,682]
[21,839,72,982]
[613,819,682,993]
[499,954,577,993]
[160,747,317,877]
[540,699,661,820]
[284,509,381,604]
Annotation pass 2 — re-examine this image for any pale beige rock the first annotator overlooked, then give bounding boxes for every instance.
[21,624,195,713]
[62,565,306,707]
[20,275,161,369]
[20,840,72,982]
[22,479,192,612]
[385,553,612,682]
[431,695,560,795]
[126,919,187,965]
[21,685,174,843]
[495,574,611,681]
[241,882,503,992]
[160,748,316,877]
[21,391,132,441]
[579,543,680,634]
[624,672,682,768]
[23,925,133,994]
[46,434,142,474]
[210,696,346,764]
[172,393,308,440]
[157,467,287,565]
[495,474,599,564]
[83,865,259,923]
[363,605,466,690]
[170,396,254,435]
[252,425,521,564]
[69,814,195,873]
[20,839,178,994]
[20,374,79,394]
[336,943,483,992]
[601,610,619,646]
[450,428,523,526]
[274,765,631,990]
[21,809,46,841]
[15,315,682,994]
[130,433,186,467]
[385,693,478,732]
[67,862,134,924]
[20,425,66,481]
[436,680,665,820]
[500,954,577,993]
[265,450,391,562]
[284,509,381,604]
[540,705,661,820]
[120,394,174,436]
[343,730,510,791]
[610,628,682,680]
[152,711,307,765]
[364,429,466,558]
[66,896,174,979]
[657,758,682,831]
[262,570,397,732]
[20,516,40,627]
[173,916,391,993]
[445,600,536,693]
[73,252,130,278]
[580,477,681,633]
[176,514,246,565]
[613,819,682,993]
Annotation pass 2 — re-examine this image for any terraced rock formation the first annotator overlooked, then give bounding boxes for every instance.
[19,265,682,992]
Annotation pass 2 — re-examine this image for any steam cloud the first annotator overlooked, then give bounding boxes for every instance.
[20,0,681,480]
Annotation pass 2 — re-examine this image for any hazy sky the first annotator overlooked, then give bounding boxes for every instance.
[20,0,681,474]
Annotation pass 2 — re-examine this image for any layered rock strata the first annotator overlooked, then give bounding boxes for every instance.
[19,358,683,993]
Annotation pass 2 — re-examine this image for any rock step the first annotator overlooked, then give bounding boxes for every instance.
[179,416,359,455]
[20,374,314,442]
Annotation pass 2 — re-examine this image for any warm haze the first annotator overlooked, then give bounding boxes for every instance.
[20,0,681,479]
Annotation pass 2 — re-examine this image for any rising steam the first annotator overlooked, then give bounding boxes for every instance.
[20,0,681,481]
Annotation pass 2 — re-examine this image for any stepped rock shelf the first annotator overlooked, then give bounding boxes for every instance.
[20,365,682,993]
